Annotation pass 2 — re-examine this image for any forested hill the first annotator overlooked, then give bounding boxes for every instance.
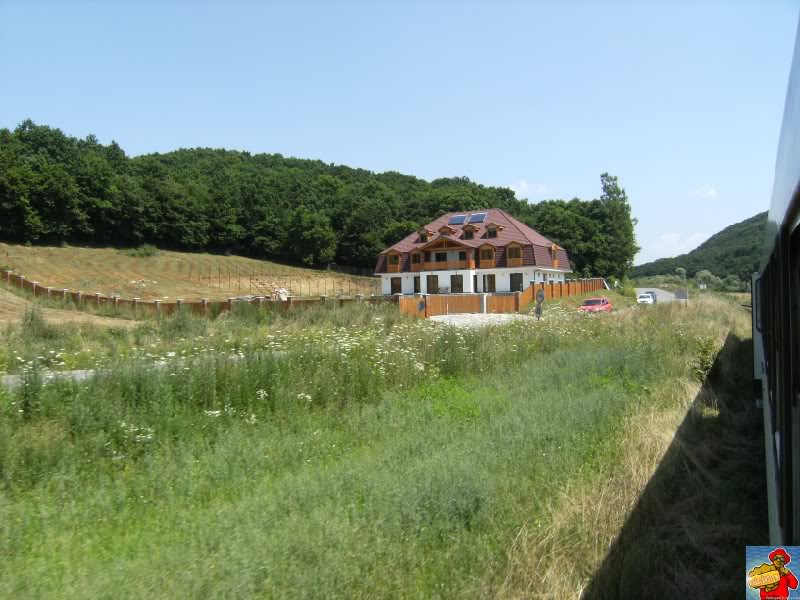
[0,120,638,277]
[632,211,768,280]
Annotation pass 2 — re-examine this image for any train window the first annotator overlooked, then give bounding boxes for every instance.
[756,277,763,332]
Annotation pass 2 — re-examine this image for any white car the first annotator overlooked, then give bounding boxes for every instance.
[637,293,654,305]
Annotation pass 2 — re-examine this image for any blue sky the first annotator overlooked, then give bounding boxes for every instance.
[1,1,797,264]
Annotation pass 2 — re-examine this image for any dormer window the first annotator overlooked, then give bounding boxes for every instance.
[487,227,498,239]
[419,232,428,243]
[411,253,421,264]
[438,225,456,236]
[507,246,521,259]
[387,254,400,266]
[463,230,474,240]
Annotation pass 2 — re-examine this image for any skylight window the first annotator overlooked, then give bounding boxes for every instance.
[448,215,467,225]
[467,212,487,223]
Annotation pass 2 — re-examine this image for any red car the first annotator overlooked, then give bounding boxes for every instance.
[578,297,613,313]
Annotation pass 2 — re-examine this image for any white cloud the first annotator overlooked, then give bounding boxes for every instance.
[688,184,718,199]
[652,231,709,258]
[509,179,552,199]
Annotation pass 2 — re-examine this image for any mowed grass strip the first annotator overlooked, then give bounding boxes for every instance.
[0,295,740,598]
[0,242,377,300]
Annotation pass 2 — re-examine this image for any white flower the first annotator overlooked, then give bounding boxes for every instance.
[205,410,222,417]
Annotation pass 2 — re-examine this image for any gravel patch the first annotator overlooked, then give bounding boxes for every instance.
[428,313,536,328]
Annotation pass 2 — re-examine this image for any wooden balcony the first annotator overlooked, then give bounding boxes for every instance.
[423,260,474,271]
[387,263,401,273]
[506,257,523,268]
[410,261,423,272]
[478,258,495,269]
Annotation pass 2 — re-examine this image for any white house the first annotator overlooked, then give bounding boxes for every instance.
[374,209,573,295]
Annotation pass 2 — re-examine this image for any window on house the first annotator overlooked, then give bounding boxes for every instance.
[390,277,401,294]
[424,252,431,261]
[483,274,496,292]
[426,275,439,294]
[487,227,498,239]
[458,251,467,261]
[435,252,447,263]
[507,246,521,259]
[387,254,399,266]
[413,276,420,293]
[451,274,463,293]
[419,232,428,243]
[463,230,474,240]
[510,273,523,292]
[411,253,421,264]
[480,248,494,261]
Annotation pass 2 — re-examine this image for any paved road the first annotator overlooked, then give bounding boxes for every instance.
[635,287,676,303]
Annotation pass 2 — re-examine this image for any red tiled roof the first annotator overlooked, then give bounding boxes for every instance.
[376,208,573,273]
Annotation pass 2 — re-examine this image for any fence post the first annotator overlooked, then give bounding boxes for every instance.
[76,290,82,305]
[19,275,25,290]
[176,298,183,311]
[514,291,521,312]
[62,289,69,304]
[31,281,38,296]
[95,292,102,306]
[355,293,364,302]
[46,287,51,299]
[154,300,161,319]
[3,270,10,284]
[113,296,119,309]
[202,298,209,317]
[227,297,236,313]
[132,297,139,314]
[480,293,488,314]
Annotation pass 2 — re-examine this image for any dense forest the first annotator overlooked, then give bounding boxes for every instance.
[632,211,767,281]
[0,120,639,277]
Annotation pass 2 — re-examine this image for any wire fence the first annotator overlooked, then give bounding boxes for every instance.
[176,260,381,298]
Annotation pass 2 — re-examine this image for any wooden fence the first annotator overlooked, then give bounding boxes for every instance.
[398,277,607,318]
[3,268,605,321]
[2,269,397,319]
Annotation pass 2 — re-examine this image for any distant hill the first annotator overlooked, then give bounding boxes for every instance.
[632,211,768,281]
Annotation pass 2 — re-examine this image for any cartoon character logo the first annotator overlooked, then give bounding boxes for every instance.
[748,548,799,598]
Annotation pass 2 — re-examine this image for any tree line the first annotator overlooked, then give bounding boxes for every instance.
[0,120,639,277]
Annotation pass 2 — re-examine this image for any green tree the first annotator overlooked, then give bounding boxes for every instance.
[676,267,686,279]
[287,207,337,266]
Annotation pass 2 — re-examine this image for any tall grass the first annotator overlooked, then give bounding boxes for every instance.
[0,295,747,597]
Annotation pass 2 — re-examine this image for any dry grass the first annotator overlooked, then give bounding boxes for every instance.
[0,242,378,300]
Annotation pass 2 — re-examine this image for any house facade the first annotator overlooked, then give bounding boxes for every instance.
[374,209,572,295]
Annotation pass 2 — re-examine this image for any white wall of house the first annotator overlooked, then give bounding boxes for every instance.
[380,268,569,295]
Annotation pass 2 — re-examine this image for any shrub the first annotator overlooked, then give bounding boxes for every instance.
[121,244,159,258]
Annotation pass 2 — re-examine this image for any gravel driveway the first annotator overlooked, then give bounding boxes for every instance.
[428,313,536,328]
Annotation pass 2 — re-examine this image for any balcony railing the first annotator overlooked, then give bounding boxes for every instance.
[506,256,522,267]
[478,258,495,269]
[423,260,474,271]
[387,263,401,273]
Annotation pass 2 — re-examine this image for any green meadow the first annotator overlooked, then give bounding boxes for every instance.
[0,293,750,597]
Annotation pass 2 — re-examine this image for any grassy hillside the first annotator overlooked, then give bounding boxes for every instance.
[0,242,379,300]
[632,211,767,280]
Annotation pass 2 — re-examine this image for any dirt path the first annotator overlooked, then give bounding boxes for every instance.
[0,288,137,328]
